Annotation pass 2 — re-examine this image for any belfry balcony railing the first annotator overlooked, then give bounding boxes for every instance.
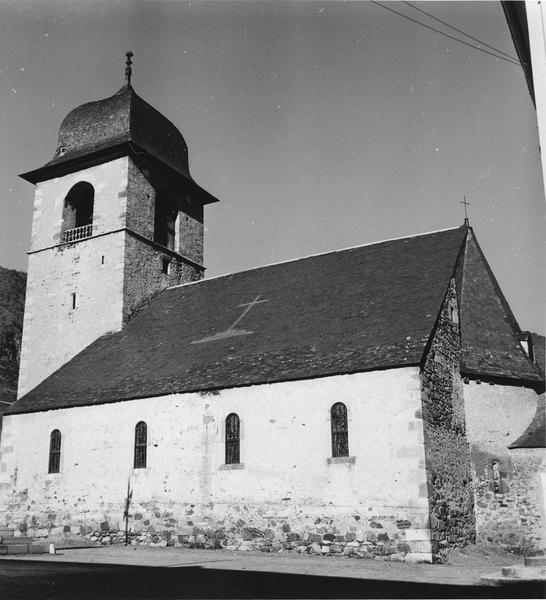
[63,224,93,243]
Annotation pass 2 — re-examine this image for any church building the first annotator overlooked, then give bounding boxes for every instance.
[1,55,544,563]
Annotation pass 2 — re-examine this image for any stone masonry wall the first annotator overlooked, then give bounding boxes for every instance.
[177,199,203,266]
[126,158,204,266]
[122,233,203,323]
[1,368,434,563]
[421,279,475,562]
[126,159,156,240]
[463,381,544,553]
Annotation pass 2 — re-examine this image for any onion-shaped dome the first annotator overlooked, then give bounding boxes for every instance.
[47,83,190,178]
[21,52,218,204]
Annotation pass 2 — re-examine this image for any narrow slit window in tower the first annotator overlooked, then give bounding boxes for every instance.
[154,193,177,251]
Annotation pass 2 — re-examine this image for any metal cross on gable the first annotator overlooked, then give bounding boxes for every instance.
[460,195,471,224]
[192,294,269,344]
[125,51,134,86]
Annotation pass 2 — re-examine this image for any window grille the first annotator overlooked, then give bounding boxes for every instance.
[331,403,349,457]
[492,460,501,493]
[225,413,240,464]
[134,421,147,469]
[48,429,62,474]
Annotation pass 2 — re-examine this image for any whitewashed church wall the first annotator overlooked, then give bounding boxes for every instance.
[1,367,433,560]
[463,381,545,552]
[17,233,126,397]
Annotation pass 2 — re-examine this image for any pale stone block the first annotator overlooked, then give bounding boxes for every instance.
[404,528,430,541]
[404,552,432,564]
[35,529,49,537]
[408,541,432,553]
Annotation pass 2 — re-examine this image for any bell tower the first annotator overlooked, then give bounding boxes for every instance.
[17,53,218,397]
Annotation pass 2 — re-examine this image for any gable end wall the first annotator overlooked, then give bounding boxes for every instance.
[463,382,545,552]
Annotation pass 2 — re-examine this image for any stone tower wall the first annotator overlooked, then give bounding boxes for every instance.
[28,158,130,252]
[122,233,203,324]
[126,158,204,265]
[18,156,205,397]
[18,158,131,397]
[18,233,127,398]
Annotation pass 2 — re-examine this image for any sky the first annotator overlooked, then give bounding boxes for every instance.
[0,0,544,334]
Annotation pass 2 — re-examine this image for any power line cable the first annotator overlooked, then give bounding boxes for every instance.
[369,1,521,66]
[403,1,521,63]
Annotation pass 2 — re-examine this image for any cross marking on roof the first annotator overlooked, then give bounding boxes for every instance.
[192,295,269,344]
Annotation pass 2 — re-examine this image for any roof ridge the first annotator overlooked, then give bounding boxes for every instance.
[167,225,466,292]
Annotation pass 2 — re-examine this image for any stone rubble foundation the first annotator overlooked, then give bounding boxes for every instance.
[3,510,443,563]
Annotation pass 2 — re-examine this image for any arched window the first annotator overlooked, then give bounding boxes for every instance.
[225,413,240,464]
[134,421,147,469]
[61,182,95,242]
[331,403,349,457]
[48,429,62,474]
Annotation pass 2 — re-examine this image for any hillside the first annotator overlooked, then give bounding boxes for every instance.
[0,266,26,413]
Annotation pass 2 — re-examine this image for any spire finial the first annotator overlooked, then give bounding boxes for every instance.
[125,51,134,86]
[460,195,471,225]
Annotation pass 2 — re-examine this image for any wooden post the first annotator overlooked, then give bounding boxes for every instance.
[123,478,132,546]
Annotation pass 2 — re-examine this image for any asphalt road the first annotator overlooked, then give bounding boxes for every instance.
[0,558,543,599]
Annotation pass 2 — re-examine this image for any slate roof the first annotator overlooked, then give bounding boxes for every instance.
[459,230,543,384]
[9,225,543,415]
[20,85,218,204]
[11,227,467,413]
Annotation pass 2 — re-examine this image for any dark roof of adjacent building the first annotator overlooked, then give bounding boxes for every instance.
[9,225,543,415]
[19,84,218,204]
[533,333,545,377]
